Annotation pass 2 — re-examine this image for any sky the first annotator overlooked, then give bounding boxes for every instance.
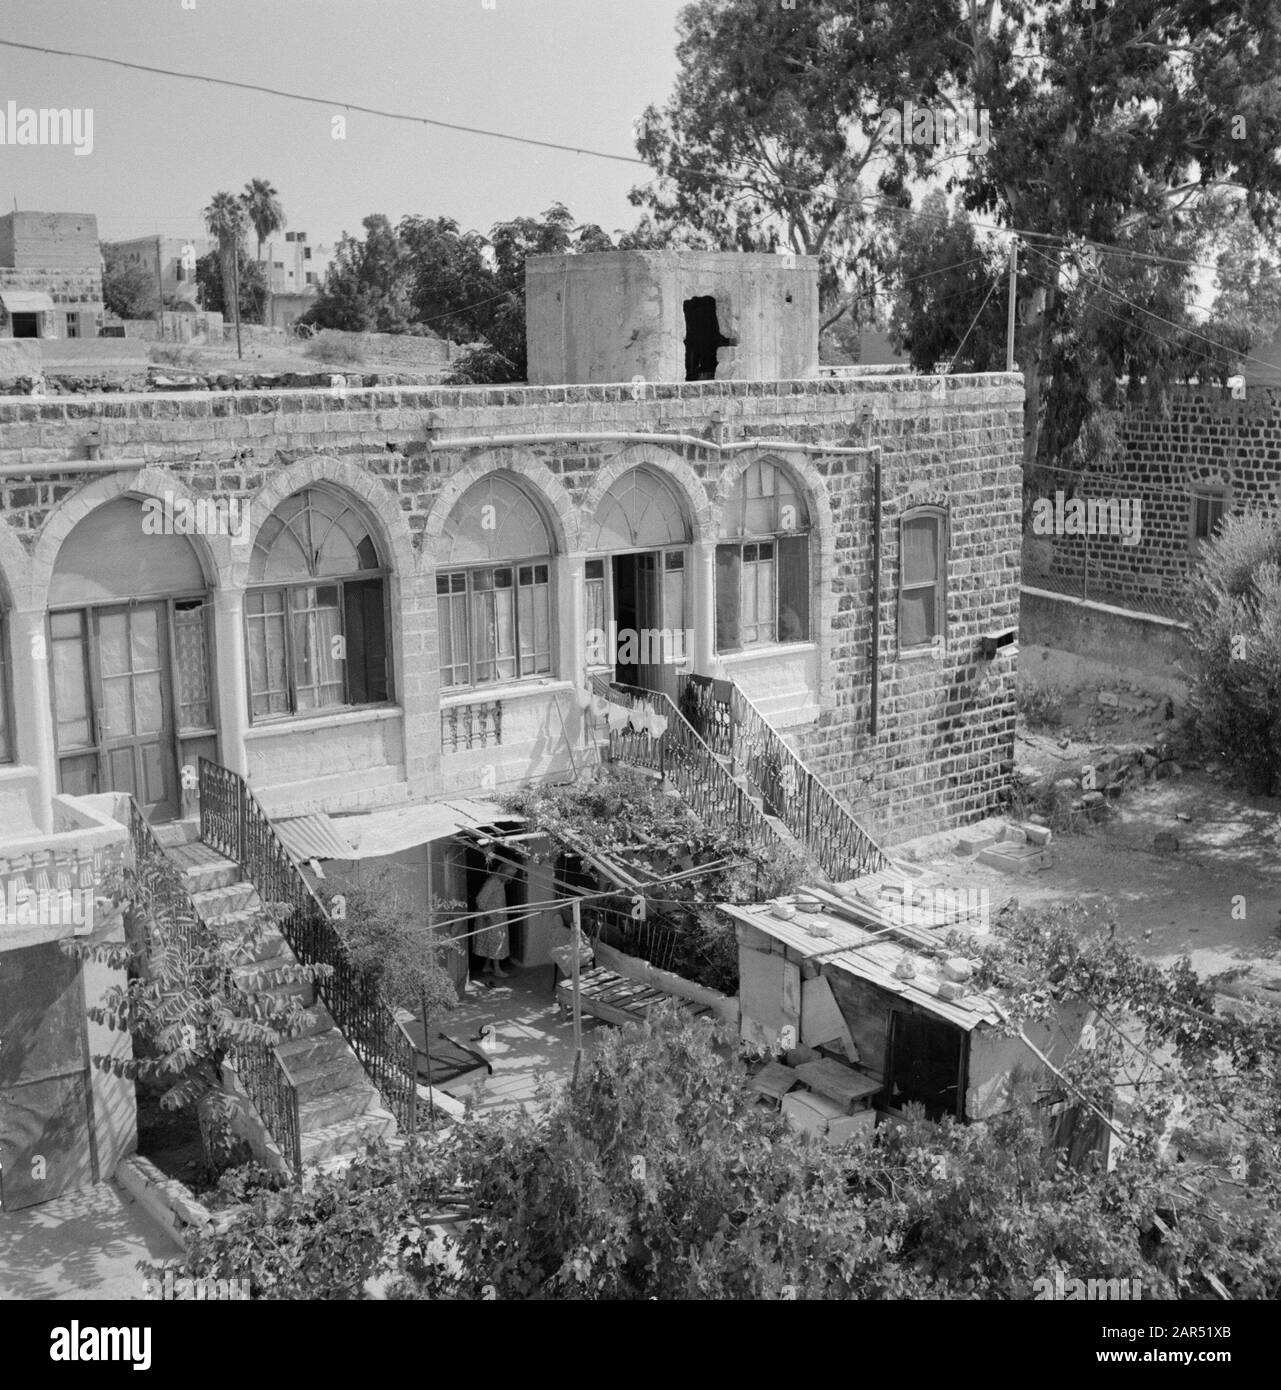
[0,0,689,249]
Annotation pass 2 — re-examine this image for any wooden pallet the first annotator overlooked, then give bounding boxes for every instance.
[556,966,711,1027]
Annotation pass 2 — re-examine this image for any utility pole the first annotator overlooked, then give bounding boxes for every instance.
[1006,237,1019,373]
[155,234,164,341]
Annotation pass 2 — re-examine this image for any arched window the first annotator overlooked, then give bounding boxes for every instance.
[898,506,947,652]
[246,487,390,718]
[716,459,810,651]
[436,475,554,689]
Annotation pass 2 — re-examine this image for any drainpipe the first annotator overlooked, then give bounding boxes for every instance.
[869,423,882,740]
[0,458,144,480]
[428,430,872,458]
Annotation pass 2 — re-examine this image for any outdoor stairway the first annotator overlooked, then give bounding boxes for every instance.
[151,819,398,1167]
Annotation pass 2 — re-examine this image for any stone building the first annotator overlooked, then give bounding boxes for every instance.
[0,211,104,340]
[101,234,215,310]
[1027,382,1281,609]
[0,251,1023,1201]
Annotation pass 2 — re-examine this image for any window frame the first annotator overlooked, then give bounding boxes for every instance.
[715,461,812,654]
[244,489,393,723]
[436,558,554,692]
[1189,485,1228,550]
[897,505,948,656]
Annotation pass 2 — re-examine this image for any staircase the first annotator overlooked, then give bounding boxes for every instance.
[591,673,888,886]
[150,819,398,1169]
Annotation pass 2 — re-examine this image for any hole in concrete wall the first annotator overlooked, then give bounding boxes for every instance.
[683,295,736,381]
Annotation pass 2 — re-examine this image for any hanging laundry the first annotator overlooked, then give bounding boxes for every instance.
[606,704,630,734]
[650,712,669,739]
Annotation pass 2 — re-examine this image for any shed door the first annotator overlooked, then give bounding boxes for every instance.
[0,942,96,1211]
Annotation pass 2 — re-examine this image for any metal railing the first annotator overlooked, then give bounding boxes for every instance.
[197,757,419,1135]
[128,799,303,1179]
[590,675,774,854]
[676,674,889,883]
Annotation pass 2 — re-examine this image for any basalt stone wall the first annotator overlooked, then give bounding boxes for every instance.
[0,371,1023,844]
[1035,386,1281,604]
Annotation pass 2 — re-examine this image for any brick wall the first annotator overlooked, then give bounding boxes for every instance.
[0,212,100,271]
[1031,385,1281,604]
[0,372,1023,844]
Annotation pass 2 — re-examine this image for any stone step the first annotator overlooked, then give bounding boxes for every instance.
[276,1023,354,1070]
[169,842,242,893]
[299,1082,381,1134]
[151,819,201,848]
[218,917,291,964]
[290,1049,374,1104]
[190,881,260,921]
[233,975,316,1011]
[300,1107,397,1166]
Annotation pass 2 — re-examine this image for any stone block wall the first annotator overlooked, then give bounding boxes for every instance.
[1034,386,1281,604]
[0,371,1023,844]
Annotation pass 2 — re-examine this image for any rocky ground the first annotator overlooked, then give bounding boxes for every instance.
[896,660,1281,998]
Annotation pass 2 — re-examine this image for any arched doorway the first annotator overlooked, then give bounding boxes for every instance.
[48,497,215,821]
[586,467,692,700]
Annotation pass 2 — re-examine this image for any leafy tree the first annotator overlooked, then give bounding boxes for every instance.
[164,955,1281,1298]
[640,2,1281,481]
[323,863,461,1041]
[446,204,615,383]
[301,214,412,334]
[397,215,498,342]
[101,251,159,320]
[195,248,265,323]
[64,854,326,1165]
[242,177,286,276]
[1183,512,1281,795]
[203,191,249,338]
[631,0,954,329]
[882,189,1007,371]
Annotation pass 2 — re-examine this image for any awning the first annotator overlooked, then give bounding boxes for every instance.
[0,290,54,314]
[274,798,517,863]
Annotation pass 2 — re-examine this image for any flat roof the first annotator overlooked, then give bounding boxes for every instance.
[721,893,1004,1032]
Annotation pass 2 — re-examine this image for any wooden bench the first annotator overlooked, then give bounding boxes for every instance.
[555,965,711,1027]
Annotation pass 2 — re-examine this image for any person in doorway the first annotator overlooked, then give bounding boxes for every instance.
[474,858,517,980]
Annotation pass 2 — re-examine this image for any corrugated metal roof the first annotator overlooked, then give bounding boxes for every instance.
[274,798,517,863]
[273,813,357,862]
[720,898,1003,1032]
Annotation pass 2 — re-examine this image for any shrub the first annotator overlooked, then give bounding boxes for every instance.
[1184,513,1281,794]
[1018,678,1064,730]
[303,330,367,366]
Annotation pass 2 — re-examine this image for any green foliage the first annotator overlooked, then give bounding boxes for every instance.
[1184,512,1281,794]
[194,248,265,323]
[242,176,286,267]
[501,766,806,991]
[64,855,326,1117]
[1017,678,1064,731]
[102,252,159,320]
[167,1001,1281,1300]
[302,330,366,366]
[301,214,413,334]
[324,864,459,1024]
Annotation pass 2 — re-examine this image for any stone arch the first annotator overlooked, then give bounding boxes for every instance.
[714,450,835,549]
[579,443,714,546]
[0,517,34,611]
[421,450,578,560]
[30,468,221,613]
[245,455,416,587]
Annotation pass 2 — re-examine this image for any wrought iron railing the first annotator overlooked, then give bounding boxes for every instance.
[197,757,419,1134]
[589,675,773,854]
[128,799,303,1179]
[675,674,890,883]
[582,900,680,976]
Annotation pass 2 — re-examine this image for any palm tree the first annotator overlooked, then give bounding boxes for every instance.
[242,177,286,275]
[203,191,247,357]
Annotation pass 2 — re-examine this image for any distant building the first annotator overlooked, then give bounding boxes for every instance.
[256,231,333,330]
[101,234,215,309]
[0,211,103,339]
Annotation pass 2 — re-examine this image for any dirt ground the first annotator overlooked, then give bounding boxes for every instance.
[897,649,1281,989]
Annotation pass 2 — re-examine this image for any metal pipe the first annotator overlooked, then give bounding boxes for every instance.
[870,451,882,738]
[0,458,146,480]
[428,430,874,457]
